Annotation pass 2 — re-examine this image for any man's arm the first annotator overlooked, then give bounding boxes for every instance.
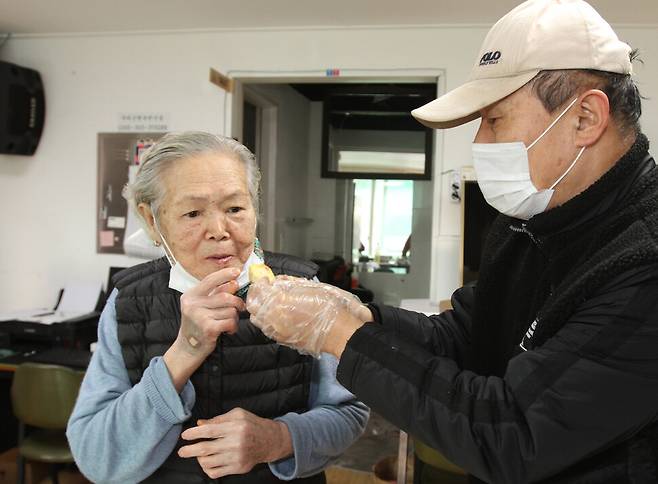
[66,289,195,483]
[369,283,475,365]
[336,276,658,483]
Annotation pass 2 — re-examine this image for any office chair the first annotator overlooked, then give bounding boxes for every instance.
[10,363,84,484]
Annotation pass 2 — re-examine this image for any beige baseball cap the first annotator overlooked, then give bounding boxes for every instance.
[412,0,633,129]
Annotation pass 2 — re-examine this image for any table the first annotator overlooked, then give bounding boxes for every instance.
[399,298,452,316]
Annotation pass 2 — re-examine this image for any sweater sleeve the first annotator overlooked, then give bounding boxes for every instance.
[336,275,658,484]
[66,289,196,484]
[369,283,474,366]
[269,353,369,480]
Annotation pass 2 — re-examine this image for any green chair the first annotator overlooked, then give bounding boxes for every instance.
[10,363,84,484]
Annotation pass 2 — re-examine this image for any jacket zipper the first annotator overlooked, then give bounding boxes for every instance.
[509,222,542,247]
[510,222,545,352]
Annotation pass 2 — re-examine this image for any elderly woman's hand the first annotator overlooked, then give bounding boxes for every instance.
[178,267,245,355]
[178,408,292,479]
[164,267,245,391]
[246,276,371,357]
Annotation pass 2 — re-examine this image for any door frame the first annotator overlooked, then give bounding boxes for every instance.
[235,85,279,250]
[225,69,445,297]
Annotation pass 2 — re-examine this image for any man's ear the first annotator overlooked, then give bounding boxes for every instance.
[574,89,610,147]
[137,203,161,245]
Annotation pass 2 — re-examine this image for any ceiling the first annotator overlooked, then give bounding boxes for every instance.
[290,83,436,131]
[1,0,656,35]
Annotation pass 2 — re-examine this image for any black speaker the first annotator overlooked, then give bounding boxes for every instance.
[0,60,45,155]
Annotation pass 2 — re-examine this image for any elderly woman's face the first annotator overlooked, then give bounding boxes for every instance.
[157,153,256,280]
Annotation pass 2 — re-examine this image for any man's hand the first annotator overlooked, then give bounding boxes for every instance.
[277,275,373,323]
[246,276,370,357]
[178,408,293,479]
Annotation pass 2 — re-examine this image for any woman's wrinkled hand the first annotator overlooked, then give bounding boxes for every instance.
[246,276,371,357]
[178,408,292,479]
[177,267,245,358]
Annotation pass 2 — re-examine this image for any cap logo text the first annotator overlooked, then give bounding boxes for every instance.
[479,51,502,66]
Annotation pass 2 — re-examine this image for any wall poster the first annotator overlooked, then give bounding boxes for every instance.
[96,132,164,254]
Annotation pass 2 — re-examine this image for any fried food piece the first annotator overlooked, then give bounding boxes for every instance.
[249,263,275,283]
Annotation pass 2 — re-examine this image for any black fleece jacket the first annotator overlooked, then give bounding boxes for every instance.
[336,134,658,484]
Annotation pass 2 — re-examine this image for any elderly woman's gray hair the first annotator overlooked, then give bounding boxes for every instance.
[123,131,261,222]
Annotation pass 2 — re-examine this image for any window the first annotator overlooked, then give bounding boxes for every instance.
[352,179,413,272]
[337,150,425,175]
[320,83,435,180]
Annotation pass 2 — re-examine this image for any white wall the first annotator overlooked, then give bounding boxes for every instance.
[248,84,311,258]
[0,25,657,311]
[305,101,338,261]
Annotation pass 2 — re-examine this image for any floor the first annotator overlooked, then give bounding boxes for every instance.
[331,411,414,483]
[335,411,403,472]
[0,449,89,484]
[0,456,382,484]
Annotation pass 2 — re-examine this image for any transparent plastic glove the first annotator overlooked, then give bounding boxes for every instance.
[277,275,372,322]
[246,276,366,357]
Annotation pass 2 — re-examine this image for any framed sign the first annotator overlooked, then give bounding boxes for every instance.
[96,132,164,254]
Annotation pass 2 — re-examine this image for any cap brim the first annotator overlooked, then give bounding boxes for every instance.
[412,70,540,129]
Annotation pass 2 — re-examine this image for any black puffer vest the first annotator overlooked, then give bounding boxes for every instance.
[113,252,326,484]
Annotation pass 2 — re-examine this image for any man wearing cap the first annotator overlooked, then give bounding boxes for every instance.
[246,0,658,482]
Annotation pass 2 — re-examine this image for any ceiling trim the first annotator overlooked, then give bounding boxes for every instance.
[4,21,657,40]
[1,24,495,39]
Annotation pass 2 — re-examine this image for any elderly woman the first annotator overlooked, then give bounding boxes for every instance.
[66,132,369,483]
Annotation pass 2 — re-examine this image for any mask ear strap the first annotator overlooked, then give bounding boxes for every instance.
[528,97,579,151]
[549,146,586,190]
[151,207,177,267]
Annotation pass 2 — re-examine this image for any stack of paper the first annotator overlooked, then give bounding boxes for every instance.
[0,281,102,325]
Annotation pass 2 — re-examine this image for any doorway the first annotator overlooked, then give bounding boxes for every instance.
[230,74,441,304]
[239,87,278,251]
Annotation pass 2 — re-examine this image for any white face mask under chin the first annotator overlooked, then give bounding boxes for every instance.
[472,97,586,220]
[151,212,263,295]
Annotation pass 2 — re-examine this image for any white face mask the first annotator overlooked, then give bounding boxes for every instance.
[472,97,586,220]
[151,210,263,295]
